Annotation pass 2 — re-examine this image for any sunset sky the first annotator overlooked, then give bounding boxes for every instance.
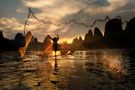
[0,0,135,43]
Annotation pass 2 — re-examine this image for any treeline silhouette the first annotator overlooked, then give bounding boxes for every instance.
[71,17,135,50]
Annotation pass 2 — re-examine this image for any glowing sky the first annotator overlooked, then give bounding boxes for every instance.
[0,0,135,43]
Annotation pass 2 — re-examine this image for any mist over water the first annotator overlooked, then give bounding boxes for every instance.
[0,49,135,90]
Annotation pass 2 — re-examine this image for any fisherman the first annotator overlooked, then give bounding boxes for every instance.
[49,35,59,56]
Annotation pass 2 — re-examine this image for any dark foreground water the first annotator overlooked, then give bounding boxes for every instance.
[0,49,135,90]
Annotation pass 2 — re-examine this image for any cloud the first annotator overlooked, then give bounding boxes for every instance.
[84,0,128,15]
[92,0,109,6]
[16,8,27,13]
[20,0,134,42]
[22,0,129,22]
[117,0,135,13]
[0,17,42,32]
[0,17,24,39]
[22,0,57,8]
[0,17,23,31]
[107,0,127,10]
[0,16,70,42]
[22,0,95,20]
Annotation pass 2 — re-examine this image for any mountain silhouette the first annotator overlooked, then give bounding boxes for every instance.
[93,27,104,48]
[71,17,135,49]
[94,27,103,40]
[0,31,25,51]
[104,19,123,40]
[125,17,135,47]
[83,30,94,48]
[1,17,135,52]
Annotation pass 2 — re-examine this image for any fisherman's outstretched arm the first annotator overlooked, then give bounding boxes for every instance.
[48,35,53,40]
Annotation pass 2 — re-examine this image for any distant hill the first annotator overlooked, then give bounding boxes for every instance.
[0,31,25,51]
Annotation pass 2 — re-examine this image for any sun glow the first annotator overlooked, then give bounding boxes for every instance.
[52,51,61,56]
[59,38,73,44]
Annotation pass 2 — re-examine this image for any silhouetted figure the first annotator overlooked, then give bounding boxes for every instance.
[49,35,59,56]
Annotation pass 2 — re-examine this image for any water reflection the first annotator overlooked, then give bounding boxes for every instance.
[0,50,135,89]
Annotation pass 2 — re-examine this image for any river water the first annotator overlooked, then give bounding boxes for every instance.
[0,49,135,90]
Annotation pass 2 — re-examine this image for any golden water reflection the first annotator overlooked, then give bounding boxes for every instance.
[74,50,128,79]
[0,50,130,90]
